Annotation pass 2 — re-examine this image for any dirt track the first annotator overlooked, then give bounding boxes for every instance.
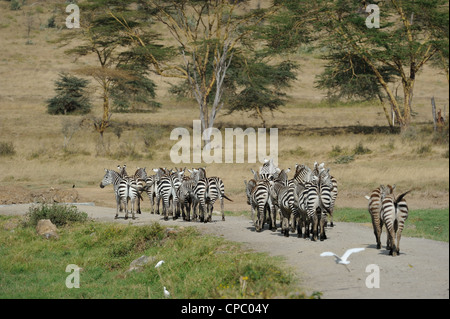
[1,203,448,299]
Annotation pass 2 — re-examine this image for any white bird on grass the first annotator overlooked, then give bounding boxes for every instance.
[163,286,170,298]
[155,260,165,268]
[320,248,365,272]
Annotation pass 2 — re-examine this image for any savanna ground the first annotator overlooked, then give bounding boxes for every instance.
[0,1,449,299]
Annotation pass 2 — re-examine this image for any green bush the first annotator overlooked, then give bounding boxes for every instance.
[47,73,92,115]
[23,204,88,227]
[353,142,372,155]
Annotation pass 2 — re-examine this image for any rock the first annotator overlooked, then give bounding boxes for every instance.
[36,219,59,239]
[127,255,155,273]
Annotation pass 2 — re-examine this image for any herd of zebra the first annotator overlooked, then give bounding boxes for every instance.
[99,159,411,256]
[244,159,338,242]
[100,165,231,222]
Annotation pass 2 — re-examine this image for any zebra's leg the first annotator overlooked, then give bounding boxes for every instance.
[221,197,225,221]
[319,212,327,241]
[124,197,129,220]
[156,194,161,215]
[255,204,263,232]
[296,215,303,238]
[136,192,141,214]
[311,214,318,241]
[131,197,136,220]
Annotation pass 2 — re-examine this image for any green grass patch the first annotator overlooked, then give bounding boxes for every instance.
[334,208,449,242]
[0,215,306,299]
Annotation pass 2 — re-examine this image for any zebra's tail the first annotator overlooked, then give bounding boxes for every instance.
[395,190,411,205]
[222,194,233,202]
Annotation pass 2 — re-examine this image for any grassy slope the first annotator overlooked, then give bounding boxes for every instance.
[0,214,304,299]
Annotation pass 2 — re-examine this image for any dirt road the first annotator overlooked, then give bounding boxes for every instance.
[1,203,448,299]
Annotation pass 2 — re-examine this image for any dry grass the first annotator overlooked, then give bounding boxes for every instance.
[0,1,448,211]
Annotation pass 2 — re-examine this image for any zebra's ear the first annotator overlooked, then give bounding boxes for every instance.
[153,168,158,173]
[392,184,396,191]
[286,168,291,174]
[105,168,108,172]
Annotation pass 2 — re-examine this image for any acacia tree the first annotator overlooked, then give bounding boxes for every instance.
[62,0,168,142]
[112,0,277,146]
[276,0,449,129]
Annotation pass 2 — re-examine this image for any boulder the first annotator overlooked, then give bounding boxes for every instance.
[127,255,155,273]
[36,219,59,239]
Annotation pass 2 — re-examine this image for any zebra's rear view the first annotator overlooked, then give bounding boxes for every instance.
[381,188,411,256]
[366,184,395,249]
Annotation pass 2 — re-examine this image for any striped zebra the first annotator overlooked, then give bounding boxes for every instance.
[149,168,170,215]
[381,189,411,256]
[249,179,273,232]
[100,168,139,220]
[192,168,232,223]
[270,169,301,237]
[131,167,148,215]
[328,175,338,227]
[175,172,197,221]
[315,169,334,240]
[100,168,123,215]
[116,175,141,220]
[158,168,184,221]
[295,178,330,241]
[244,179,258,223]
[365,184,395,249]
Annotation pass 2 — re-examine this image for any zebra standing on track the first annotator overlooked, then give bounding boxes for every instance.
[158,168,184,221]
[175,172,197,221]
[381,188,411,256]
[269,168,301,237]
[365,184,395,249]
[132,167,148,215]
[250,179,273,232]
[192,168,232,223]
[315,169,334,240]
[100,168,123,216]
[100,168,139,220]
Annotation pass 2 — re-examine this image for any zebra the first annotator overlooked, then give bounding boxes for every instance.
[148,168,170,215]
[158,168,184,221]
[259,158,280,180]
[100,168,140,219]
[365,184,395,249]
[249,179,273,232]
[175,173,197,221]
[116,175,141,220]
[100,168,123,215]
[315,169,334,240]
[192,168,232,223]
[381,188,411,256]
[269,169,301,237]
[244,179,258,223]
[328,175,338,227]
[131,167,148,215]
[295,177,330,241]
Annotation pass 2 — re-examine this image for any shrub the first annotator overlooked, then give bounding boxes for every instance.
[23,204,88,227]
[353,142,372,155]
[334,154,355,164]
[0,141,16,157]
[47,73,92,115]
